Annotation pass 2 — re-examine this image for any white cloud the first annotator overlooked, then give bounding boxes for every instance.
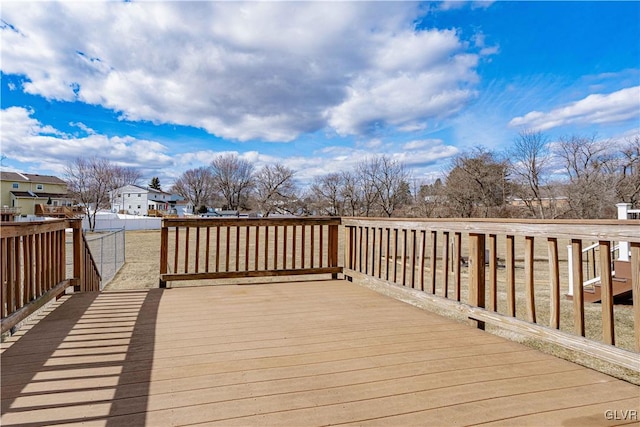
[1,107,173,174]
[509,86,640,131]
[1,2,480,141]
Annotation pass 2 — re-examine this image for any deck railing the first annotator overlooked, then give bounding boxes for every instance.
[342,217,640,371]
[1,219,101,335]
[159,217,341,287]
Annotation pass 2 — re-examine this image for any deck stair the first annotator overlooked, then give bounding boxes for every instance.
[568,260,634,303]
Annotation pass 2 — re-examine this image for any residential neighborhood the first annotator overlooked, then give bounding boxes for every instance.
[0,171,75,218]
[109,184,184,216]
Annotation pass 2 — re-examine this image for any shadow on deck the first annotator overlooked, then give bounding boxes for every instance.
[2,280,638,426]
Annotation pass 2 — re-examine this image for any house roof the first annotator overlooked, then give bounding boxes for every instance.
[113,184,173,196]
[1,172,66,185]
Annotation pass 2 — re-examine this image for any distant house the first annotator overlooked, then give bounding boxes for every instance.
[0,172,73,216]
[110,185,183,216]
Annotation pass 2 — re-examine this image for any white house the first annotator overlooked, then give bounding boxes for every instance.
[110,185,181,216]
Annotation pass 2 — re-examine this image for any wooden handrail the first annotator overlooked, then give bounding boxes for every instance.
[159,217,341,287]
[1,219,100,335]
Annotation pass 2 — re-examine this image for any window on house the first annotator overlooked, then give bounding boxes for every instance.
[137,205,141,209]
[12,183,18,189]
[36,184,44,190]
[127,194,130,197]
[128,205,131,209]
[138,194,141,197]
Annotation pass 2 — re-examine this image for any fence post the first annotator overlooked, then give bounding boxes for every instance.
[468,233,486,330]
[71,219,84,292]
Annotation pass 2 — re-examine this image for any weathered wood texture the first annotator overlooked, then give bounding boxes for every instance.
[159,217,342,286]
[342,217,640,358]
[2,281,638,426]
[1,219,100,335]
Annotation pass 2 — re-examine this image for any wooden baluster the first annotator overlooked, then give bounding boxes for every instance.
[195,227,200,273]
[442,232,450,298]
[525,236,536,323]
[184,227,190,274]
[453,232,461,302]
[236,226,241,271]
[244,225,250,271]
[205,227,211,273]
[254,226,260,271]
[599,240,614,345]
[430,230,437,294]
[411,229,417,289]
[264,226,269,270]
[506,235,516,317]
[401,229,407,286]
[283,225,288,270]
[292,226,297,270]
[420,230,426,292]
[173,227,179,275]
[310,225,315,270]
[488,234,497,311]
[275,225,280,270]
[548,238,560,329]
[571,239,585,337]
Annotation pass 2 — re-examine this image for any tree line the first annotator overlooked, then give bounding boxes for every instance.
[65,131,639,229]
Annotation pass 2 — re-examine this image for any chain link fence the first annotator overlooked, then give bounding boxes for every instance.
[66,228,126,290]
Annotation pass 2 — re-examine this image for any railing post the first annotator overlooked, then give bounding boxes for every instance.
[159,220,168,288]
[71,219,84,292]
[329,221,339,279]
[468,233,486,330]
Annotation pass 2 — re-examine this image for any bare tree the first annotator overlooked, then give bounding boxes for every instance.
[170,167,216,213]
[444,148,508,218]
[309,173,344,216]
[615,135,640,206]
[509,130,553,218]
[354,163,380,217]
[555,135,616,218]
[414,178,448,218]
[254,163,298,217]
[363,155,410,217]
[65,157,132,231]
[210,154,255,210]
[340,171,362,217]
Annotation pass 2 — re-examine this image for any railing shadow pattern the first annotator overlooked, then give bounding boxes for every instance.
[1,289,162,426]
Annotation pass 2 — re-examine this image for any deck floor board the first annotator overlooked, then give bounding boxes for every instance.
[2,280,638,426]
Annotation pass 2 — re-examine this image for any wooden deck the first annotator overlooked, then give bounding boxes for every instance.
[2,280,639,426]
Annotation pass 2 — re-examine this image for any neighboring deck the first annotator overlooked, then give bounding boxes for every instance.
[2,280,638,426]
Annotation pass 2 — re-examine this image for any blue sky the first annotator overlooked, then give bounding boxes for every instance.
[1,1,639,188]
